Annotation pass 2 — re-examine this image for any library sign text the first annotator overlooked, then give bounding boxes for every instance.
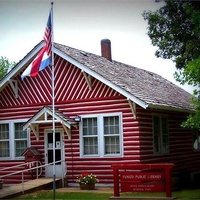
[121,172,164,192]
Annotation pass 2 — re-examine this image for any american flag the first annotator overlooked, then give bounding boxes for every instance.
[43,11,52,56]
[21,8,52,79]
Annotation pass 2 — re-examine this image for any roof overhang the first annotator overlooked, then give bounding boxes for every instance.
[148,103,194,113]
[0,41,45,91]
[23,106,78,140]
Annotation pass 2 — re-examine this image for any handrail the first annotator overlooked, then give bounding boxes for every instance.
[0,161,42,179]
[0,160,63,179]
[0,159,65,194]
[0,162,30,172]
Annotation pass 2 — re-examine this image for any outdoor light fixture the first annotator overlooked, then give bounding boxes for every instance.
[74,116,81,122]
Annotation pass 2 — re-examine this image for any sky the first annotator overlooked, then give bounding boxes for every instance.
[0,0,194,94]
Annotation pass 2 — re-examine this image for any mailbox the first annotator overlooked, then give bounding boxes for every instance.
[21,147,41,163]
[22,147,42,179]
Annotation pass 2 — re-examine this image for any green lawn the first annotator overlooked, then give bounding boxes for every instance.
[17,188,200,199]
[121,189,200,199]
[17,190,111,199]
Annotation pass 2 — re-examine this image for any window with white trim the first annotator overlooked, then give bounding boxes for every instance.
[80,113,123,157]
[104,116,120,154]
[0,124,9,157]
[14,123,28,157]
[82,117,98,155]
[153,115,169,154]
[0,121,29,159]
[193,129,200,150]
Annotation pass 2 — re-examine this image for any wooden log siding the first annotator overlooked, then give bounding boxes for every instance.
[59,98,141,185]
[0,55,200,185]
[0,55,120,107]
[138,107,200,176]
[0,98,139,185]
[0,54,137,185]
[0,160,33,184]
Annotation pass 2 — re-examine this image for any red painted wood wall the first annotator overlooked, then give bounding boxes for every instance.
[0,55,200,185]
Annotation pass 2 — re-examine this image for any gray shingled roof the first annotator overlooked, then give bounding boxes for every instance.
[54,42,194,112]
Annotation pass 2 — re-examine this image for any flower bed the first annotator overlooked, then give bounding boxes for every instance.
[76,173,99,190]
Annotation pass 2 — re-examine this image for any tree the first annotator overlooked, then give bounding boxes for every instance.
[143,0,200,69]
[175,57,200,129]
[143,0,200,129]
[0,56,16,79]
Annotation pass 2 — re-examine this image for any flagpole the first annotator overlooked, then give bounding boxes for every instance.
[50,2,56,200]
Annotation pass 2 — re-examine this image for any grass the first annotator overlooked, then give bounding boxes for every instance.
[173,188,200,199]
[121,189,200,199]
[17,188,200,199]
[17,190,111,199]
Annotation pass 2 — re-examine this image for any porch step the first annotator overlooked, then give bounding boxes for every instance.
[0,177,62,199]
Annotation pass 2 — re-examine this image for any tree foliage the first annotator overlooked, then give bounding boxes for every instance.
[143,0,200,129]
[143,0,200,69]
[175,57,200,129]
[0,56,15,79]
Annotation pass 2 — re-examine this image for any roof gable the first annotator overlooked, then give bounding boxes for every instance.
[23,106,77,140]
[0,41,194,112]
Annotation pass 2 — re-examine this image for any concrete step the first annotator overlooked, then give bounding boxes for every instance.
[0,177,62,199]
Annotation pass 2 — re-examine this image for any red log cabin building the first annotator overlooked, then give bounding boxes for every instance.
[0,39,199,187]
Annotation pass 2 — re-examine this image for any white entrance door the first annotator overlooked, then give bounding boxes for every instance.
[45,130,65,177]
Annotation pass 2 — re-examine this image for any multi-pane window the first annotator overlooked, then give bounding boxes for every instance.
[104,116,120,154]
[0,121,28,159]
[153,115,169,154]
[193,129,200,150]
[81,113,122,157]
[14,123,28,157]
[0,124,9,158]
[83,118,98,155]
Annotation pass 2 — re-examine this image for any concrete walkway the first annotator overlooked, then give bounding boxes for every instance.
[0,178,61,199]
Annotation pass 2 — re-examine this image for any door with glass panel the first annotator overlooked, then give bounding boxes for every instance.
[45,130,65,177]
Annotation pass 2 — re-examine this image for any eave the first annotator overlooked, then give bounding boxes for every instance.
[0,41,45,100]
[0,41,45,91]
[148,103,194,113]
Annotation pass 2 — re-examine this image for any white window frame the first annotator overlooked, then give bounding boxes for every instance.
[152,115,169,155]
[80,112,123,158]
[0,119,30,160]
[0,124,9,158]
